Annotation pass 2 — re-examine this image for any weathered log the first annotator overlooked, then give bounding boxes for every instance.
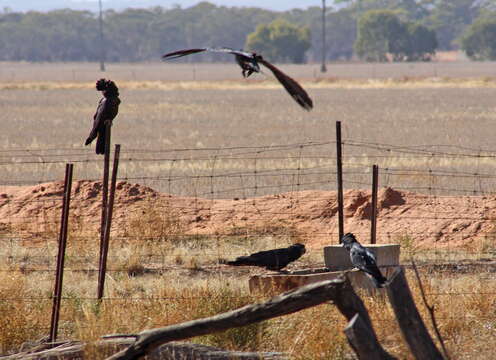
[411,260,450,360]
[336,274,396,360]
[344,314,396,360]
[331,273,375,328]
[107,274,397,360]
[1,341,83,360]
[1,341,285,360]
[107,278,349,360]
[386,267,444,360]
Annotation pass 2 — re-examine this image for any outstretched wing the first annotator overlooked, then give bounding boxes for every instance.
[258,59,313,111]
[214,48,255,59]
[162,47,255,60]
[162,48,208,59]
[161,48,312,110]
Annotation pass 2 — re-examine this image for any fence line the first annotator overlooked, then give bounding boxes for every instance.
[1,137,495,356]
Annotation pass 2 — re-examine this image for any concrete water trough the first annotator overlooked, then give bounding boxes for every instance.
[323,244,400,271]
[249,244,400,294]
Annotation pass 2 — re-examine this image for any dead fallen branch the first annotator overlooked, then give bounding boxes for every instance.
[332,273,396,359]
[386,267,444,360]
[106,274,396,360]
[1,340,285,360]
[106,278,347,359]
[344,313,396,360]
[411,260,450,360]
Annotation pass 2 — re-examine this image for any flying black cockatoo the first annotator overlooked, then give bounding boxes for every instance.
[85,78,121,155]
[162,47,313,111]
[341,233,387,288]
[221,243,306,271]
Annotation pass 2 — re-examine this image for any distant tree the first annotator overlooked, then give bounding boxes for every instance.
[422,0,480,50]
[324,9,357,60]
[278,6,356,61]
[460,14,496,60]
[0,2,448,63]
[354,10,409,61]
[355,9,437,61]
[404,22,438,61]
[245,18,311,63]
[333,0,430,21]
[104,8,160,62]
[0,9,98,61]
[477,0,496,11]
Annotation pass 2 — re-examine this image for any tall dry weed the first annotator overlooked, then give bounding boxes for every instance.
[0,272,49,354]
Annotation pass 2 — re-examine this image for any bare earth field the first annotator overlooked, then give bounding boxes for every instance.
[1,180,496,252]
[1,62,496,358]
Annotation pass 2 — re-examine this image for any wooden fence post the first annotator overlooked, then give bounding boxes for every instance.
[386,267,444,360]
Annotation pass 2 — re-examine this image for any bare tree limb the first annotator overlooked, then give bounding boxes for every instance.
[411,259,450,360]
[331,272,375,329]
[337,273,396,360]
[106,274,397,360]
[344,313,397,360]
[106,278,347,360]
[386,267,444,360]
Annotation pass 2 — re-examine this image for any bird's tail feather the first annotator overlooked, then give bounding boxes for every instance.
[220,256,256,267]
[370,274,388,288]
[85,136,95,146]
[219,258,242,266]
[96,133,106,155]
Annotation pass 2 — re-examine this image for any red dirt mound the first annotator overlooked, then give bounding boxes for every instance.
[0,181,495,249]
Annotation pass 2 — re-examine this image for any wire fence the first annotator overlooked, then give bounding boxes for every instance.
[3,139,496,192]
[1,137,496,354]
[2,138,496,247]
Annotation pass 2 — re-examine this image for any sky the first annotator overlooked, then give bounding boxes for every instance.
[0,0,327,12]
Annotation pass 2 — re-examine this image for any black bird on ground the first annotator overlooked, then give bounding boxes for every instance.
[341,233,387,288]
[221,243,306,271]
[162,47,313,111]
[85,79,121,155]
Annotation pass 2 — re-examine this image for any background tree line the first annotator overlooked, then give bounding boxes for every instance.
[0,0,495,63]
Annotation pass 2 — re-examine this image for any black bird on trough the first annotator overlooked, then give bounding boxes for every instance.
[162,47,313,111]
[221,243,306,271]
[341,233,387,288]
[85,78,121,155]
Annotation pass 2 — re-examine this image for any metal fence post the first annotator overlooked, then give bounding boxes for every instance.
[97,144,120,299]
[336,121,344,242]
[97,121,111,297]
[371,164,378,244]
[99,121,112,259]
[49,163,73,342]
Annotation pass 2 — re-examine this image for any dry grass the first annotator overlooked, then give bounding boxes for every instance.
[0,214,495,358]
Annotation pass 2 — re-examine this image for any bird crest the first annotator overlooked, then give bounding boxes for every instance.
[96,78,119,97]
